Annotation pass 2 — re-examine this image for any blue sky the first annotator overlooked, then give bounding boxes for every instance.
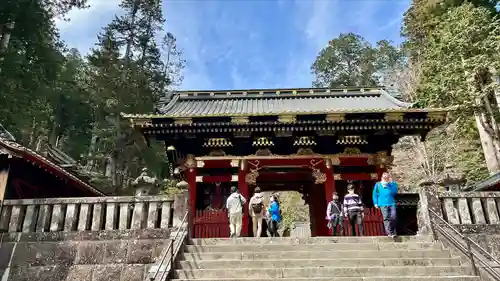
[56,0,410,90]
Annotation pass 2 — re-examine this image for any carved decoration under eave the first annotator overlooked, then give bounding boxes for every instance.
[275,131,293,138]
[203,138,233,148]
[252,137,274,147]
[230,159,239,168]
[366,155,375,165]
[333,174,343,180]
[384,112,404,122]
[233,130,251,138]
[231,116,249,124]
[255,148,273,156]
[370,173,379,180]
[427,112,447,122]
[293,136,317,146]
[196,160,205,168]
[330,156,341,166]
[376,151,394,168]
[317,130,336,136]
[208,150,226,156]
[343,147,361,155]
[184,154,196,171]
[296,148,315,155]
[131,117,152,128]
[174,117,193,125]
[245,170,259,185]
[278,114,296,123]
[326,113,345,122]
[337,135,368,145]
[312,169,326,184]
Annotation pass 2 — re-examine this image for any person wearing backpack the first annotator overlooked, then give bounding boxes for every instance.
[372,172,398,238]
[267,194,281,237]
[326,192,344,236]
[226,186,247,238]
[248,186,265,237]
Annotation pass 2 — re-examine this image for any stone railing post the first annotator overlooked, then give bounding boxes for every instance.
[417,182,442,236]
[172,190,189,228]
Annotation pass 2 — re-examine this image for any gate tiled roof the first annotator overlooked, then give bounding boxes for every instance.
[124,87,449,120]
[156,88,412,117]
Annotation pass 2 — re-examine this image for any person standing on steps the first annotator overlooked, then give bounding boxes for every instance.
[249,186,265,237]
[326,192,344,236]
[343,184,364,236]
[267,194,281,237]
[226,186,247,238]
[373,172,398,238]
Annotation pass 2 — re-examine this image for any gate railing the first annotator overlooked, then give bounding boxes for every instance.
[429,209,500,280]
[149,211,189,281]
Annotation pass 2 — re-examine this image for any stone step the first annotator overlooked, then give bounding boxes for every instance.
[181,249,451,260]
[174,266,472,279]
[184,242,441,253]
[172,277,480,281]
[189,236,433,246]
[177,257,461,269]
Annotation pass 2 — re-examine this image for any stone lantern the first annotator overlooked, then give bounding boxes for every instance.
[176,180,189,190]
[132,168,158,196]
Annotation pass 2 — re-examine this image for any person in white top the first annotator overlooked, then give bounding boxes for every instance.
[248,186,265,237]
[226,186,247,237]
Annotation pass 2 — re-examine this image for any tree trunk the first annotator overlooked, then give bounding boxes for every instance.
[0,21,15,53]
[124,0,140,66]
[85,129,98,171]
[0,21,15,73]
[475,111,500,174]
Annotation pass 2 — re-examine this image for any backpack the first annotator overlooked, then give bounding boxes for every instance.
[251,202,263,214]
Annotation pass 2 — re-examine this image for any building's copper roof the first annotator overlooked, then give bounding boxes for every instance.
[0,138,105,196]
[123,87,448,119]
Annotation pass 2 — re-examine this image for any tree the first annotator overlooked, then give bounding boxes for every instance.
[402,0,498,59]
[83,0,180,192]
[415,3,500,174]
[311,33,403,88]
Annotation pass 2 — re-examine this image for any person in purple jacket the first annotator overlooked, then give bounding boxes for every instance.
[372,172,398,237]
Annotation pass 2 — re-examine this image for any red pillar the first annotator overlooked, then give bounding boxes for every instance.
[238,160,249,236]
[323,161,335,236]
[185,157,197,225]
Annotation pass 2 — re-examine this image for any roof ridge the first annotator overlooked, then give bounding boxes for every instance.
[379,89,413,108]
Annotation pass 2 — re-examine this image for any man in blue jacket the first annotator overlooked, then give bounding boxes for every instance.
[372,172,398,237]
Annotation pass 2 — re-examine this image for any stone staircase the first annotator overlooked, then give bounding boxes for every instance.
[172,236,480,281]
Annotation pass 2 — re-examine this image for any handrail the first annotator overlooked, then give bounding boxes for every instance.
[150,211,189,281]
[429,209,500,280]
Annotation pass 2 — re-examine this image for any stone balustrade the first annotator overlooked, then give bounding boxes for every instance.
[0,195,181,233]
[439,192,500,225]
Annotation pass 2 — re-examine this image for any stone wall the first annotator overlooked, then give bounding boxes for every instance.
[0,193,188,281]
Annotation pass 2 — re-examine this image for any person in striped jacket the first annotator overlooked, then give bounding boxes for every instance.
[343,184,364,236]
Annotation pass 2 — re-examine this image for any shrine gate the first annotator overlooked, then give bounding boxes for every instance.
[124,87,448,237]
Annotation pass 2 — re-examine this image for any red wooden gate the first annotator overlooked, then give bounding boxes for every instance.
[328,208,385,236]
[193,209,230,238]
[193,208,384,238]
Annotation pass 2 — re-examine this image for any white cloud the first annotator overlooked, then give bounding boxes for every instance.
[56,0,122,54]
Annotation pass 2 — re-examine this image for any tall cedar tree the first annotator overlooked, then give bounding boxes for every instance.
[85,0,172,191]
[311,33,403,88]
